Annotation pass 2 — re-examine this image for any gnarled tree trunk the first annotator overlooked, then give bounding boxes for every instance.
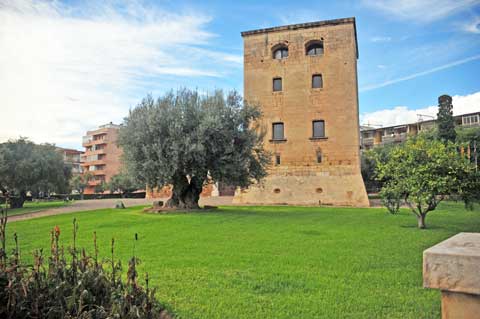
[164,173,203,209]
[9,190,27,209]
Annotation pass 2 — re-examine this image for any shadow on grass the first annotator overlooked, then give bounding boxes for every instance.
[399,224,446,230]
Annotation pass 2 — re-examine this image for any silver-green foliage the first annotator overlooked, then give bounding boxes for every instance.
[0,138,69,208]
[119,89,270,208]
[107,171,143,196]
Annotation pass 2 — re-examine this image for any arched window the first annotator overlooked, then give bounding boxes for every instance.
[272,44,288,59]
[306,40,324,56]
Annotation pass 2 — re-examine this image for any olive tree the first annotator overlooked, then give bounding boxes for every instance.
[375,136,476,229]
[70,172,92,200]
[119,89,270,209]
[107,171,142,197]
[0,139,69,208]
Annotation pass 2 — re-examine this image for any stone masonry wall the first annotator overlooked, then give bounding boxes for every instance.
[233,19,369,207]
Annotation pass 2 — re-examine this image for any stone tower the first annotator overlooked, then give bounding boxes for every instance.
[233,17,369,207]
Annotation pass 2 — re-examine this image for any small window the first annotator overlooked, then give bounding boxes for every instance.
[272,122,284,140]
[273,78,282,92]
[312,74,323,89]
[316,151,322,163]
[272,44,288,59]
[275,154,281,165]
[312,120,325,138]
[306,41,324,56]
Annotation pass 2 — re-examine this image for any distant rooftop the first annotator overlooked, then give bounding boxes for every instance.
[241,17,358,58]
[56,147,83,154]
[98,122,121,129]
[361,110,480,132]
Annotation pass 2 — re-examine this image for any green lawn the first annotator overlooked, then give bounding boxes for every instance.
[5,200,70,216]
[6,202,480,318]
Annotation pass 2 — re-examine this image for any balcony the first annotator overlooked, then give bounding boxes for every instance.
[362,137,374,146]
[83,154,107,162]
[82,160,106,167]
[381,135,395,144]
[82,135,109,147]
[381,133,407,145]
[83,148,106,156]
[394,132,407,142]
[82,135,93,145]
[461,116,480,127]
[87,180,102,186]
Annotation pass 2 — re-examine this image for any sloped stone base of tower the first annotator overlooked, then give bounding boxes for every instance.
[233,166,369,207]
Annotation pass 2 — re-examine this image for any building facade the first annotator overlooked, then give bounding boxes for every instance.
[81,123,122,194]
[56,147,84,175]
[360,111,480,150]
[233,18,369,207]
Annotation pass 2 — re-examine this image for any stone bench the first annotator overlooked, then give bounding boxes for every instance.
[423,232,480,319]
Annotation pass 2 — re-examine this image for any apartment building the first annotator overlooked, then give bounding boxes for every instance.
[233,18,369,207]
[81,122,122,194]
[360,111,480,150]
[56,147,84,175]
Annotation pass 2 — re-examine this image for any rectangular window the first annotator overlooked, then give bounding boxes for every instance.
[272,122,284,140]
[275,154,281,165]
[273,78,282,92]
[312,74,323,89]
[312,120,325,138]
[316,151,322,163]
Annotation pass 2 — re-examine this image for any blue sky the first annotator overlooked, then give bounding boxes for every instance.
[1,0,479,148]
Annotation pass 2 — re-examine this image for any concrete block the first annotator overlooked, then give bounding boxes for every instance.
[423,232,480,319]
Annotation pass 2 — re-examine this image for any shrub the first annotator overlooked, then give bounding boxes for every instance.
[379,185,402,215]
[0,207,168,319]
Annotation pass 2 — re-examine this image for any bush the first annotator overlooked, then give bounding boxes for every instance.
[0,207,168,319]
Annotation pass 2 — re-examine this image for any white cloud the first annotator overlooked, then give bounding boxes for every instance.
[370,36,392,42]
[362,0,480,22]
[361,91,480,127]
[462,16,480,33]
[0,0,241,149]
[360,54,480,92]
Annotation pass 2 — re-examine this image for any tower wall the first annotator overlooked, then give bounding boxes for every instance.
[234,18,369,207]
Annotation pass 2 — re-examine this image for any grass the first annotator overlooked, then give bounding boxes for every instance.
[6,202,480,319]
[6,200,70,216]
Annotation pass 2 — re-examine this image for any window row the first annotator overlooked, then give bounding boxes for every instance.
[462,114,479,125]
[273,74,323,92]
[272,121,326,140]
[272,40,324,60]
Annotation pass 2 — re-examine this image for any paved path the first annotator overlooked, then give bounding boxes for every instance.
[7,197,235,223]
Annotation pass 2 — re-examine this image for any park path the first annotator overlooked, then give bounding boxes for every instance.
[7,197,235,223]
